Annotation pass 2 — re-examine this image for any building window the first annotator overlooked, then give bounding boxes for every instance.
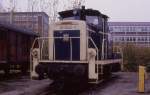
[109,27,113,31]
[129,37,133,42]
[121,37,124,41]
[142,27,148,32]
[145,37,147,41]
[126,27,129,32]
[127,37,129,41]
[138,37,142,41]
[141,37,144,41]
[133,37,136,42]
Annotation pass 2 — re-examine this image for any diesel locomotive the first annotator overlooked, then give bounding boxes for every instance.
[30,6,122,84]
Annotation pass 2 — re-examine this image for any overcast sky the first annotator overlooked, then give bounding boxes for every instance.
[85,0,150,22]
[1,0,150,22]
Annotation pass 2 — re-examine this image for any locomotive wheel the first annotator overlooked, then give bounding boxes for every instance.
[3,64,10,75]
[103,65,112,80]
[4,69,10,75]
[21,64,28,75]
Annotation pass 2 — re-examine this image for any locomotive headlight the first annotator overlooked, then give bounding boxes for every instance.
[63,34,69,42]
[73,10,77,15]
[32,49,39,58]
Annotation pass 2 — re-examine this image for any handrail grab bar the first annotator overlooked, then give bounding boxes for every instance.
[30,37,99,62]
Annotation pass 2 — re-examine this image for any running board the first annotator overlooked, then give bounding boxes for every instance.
[97,59,122,65]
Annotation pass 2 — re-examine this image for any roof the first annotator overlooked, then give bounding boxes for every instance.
[108,22,150,26]
[0,22,39,36]
[59,7,109,18]
[0,12,49,18]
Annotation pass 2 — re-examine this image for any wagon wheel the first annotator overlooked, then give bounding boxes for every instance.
[3,64,10,75]
[4,68,10,75]
[21,67,27,75]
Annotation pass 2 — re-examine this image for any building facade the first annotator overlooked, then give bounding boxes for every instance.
[0,12,49,36]
[108,22,150,47]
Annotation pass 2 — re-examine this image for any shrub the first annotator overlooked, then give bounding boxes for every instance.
[122,44,150,72]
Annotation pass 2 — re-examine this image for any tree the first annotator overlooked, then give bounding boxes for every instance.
[122,43,150,72]
[135,47,150,66]
[64,0,85,9]
[0,0,5,12]
[5,0,18,12]
[123,44,137,71]
[46,0,60,22]
[27,0,85,23]
[27,0,60,23]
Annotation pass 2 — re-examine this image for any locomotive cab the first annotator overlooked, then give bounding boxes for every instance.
[59,6,112,59]
[59,6,108,35]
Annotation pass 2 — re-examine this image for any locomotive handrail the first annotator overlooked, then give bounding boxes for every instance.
[70,38,73,61]
[89,37,99,80]
[53,39,55,60]
[88,37,99,60]
[41,39,44,60]
[87,28,109,35]
[31,37,99,61]
[30,36,100,80]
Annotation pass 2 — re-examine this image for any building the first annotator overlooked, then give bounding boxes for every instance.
[0,3,4,12]
[108,22,150,47]
[0,12,49,36]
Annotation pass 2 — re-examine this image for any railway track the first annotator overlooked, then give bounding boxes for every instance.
[37,81,89,95]
[38,75,118,95]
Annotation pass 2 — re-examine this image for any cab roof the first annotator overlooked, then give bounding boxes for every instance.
[59,6,108,19]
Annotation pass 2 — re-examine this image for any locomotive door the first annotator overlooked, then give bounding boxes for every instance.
[54,30,80,60]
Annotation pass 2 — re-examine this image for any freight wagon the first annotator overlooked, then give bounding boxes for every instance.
[0,23,38,74]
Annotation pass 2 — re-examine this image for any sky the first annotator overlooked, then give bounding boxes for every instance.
[1,0,150,22]
[85,0,150,22]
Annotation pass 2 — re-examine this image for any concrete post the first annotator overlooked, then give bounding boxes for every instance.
[138,66,146,93]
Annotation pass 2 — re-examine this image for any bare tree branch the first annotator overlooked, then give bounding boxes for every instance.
[0,0,5,12]
[64,0,85,9]
[28,0,60,23]
[27,0,85,23]
[8,0,18,12]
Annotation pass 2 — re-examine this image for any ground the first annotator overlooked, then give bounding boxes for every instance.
[80,72,150,95]
[0,73,51,95]
[0,72,149,95]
